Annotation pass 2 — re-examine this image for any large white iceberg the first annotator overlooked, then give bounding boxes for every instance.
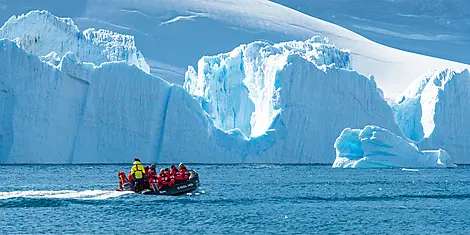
[184,37,402,163]
[393,69,470,164]
[333,125,456,168]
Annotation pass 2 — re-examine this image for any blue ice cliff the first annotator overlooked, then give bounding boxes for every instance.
[392,69,470,164]
[184,37,402,163]
[333,126,456,168]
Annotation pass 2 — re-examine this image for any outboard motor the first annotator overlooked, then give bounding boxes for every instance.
[122,182,133,191]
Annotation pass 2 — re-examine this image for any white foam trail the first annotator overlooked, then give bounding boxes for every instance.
[401,168,419,172]
[0,190,133,200]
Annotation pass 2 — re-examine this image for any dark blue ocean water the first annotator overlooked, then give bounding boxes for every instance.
[1,164,470,234]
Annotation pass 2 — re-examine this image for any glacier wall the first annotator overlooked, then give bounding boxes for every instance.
[333,125,456,168]
[393,68,470,164]
[185,37,402,163]
[0,38,246,163]
[0,10,150,73]
[0,39,162,163]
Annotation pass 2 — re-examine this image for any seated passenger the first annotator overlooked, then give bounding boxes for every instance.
[171,165,183,181]
[128,172,133,184]
[148,164,157,178]
[179,163,190,180]
[165,168,175,186]
[144,166,150,178]
[118,171,129,190]
[156,169,166,189]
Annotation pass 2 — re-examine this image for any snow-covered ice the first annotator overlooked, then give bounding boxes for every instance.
[333,125,456,168]
[184,37,402,163]
[185,37,352,138]
[392,68,470,164]
[0,10,150,73]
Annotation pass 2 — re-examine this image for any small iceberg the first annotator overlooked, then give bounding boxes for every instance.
[332,125,456,168]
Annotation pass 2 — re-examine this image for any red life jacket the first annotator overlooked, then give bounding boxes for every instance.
[165,170,172,180]
[118,172,128,190]
[180,166,190,179]
[148,169,156,178]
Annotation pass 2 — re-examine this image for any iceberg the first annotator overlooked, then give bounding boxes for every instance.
[332,126,456,168]
[392,69,470,164]
[185,37,402,163]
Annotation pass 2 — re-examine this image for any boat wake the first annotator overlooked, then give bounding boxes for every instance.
[0,190,133,200]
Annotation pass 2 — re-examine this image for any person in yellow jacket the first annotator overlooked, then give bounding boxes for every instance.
[131,158,146,192]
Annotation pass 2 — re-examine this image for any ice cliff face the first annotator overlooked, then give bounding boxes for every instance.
[185,37,402,163]
[184,37,351,138]
[333,125,456,168]
[0,10,150,73]
[0,38,238,163]
[393,69,470,164]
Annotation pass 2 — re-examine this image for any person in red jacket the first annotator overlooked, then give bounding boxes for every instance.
[147,164,157,191]
[171,165,183,182]
[118,171,129,190]
[144,166,150,178]
[156,168,168,189]
[128,171,133,184]
[179,163,190,180]
[165,168,175,186]
[148,164,157,178]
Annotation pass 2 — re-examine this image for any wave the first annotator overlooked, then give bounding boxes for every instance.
[0,190,133,200]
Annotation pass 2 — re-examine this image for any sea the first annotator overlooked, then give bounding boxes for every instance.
[1,164,469,234]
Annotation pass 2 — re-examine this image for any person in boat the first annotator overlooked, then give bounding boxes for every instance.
[130,158,146,192]
[148,164,157,179]
[165,168,175,187]
[147,164,158,191]
[157,168,169,189]
[118,171,129,190]
[179,163,190,180]
[171,165,183,182]
[144,166,150,178]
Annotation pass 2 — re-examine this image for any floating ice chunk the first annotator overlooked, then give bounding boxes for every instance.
[333,125,456,168]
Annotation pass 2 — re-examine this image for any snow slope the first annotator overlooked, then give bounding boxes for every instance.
[393,68,470,164]
[184,37,402,163]
[333,125,456,168]
[271,0,470,65]
[0,0,468,98]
